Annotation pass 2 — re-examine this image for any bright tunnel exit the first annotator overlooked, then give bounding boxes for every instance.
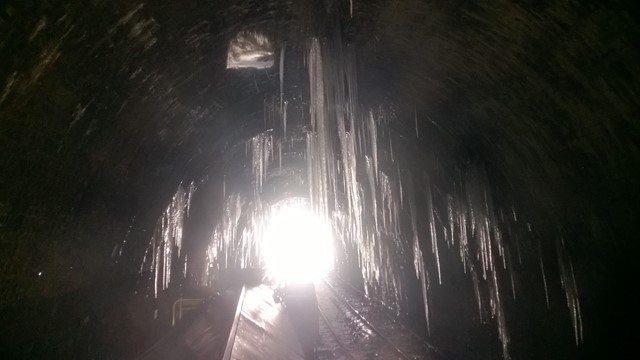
[261,200,334,285]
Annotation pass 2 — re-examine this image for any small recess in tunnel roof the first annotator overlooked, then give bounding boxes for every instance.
[226,31,274,69]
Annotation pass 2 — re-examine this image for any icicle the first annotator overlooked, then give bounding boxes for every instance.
[491,266,510,360]
[184,254,188,278]
[118,216,136,258]
[154,242,160,298]
[283,100,288,138]
[280,43,286,109]
[447,196,455,248]
[278,141,282,171]
[409,184,431,334]
[557,238,583,346]
[141,183,194,296]
[424,174,442,284]
[368,111,379,181]
[365,156,378,231]
[506,245,517,300]
[471,268,484,322]
[539,241,550,308]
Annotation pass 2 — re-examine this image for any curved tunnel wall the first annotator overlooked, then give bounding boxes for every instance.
[1,1,639,359]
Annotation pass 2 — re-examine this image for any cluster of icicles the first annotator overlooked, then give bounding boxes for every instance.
[139,182,195,298]
[140,39,582,359]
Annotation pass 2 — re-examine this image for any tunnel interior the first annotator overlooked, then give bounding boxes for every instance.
[1,0,639,359]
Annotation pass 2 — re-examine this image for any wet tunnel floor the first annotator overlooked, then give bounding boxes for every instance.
[130,275,442,360]
[226,277,441,360]
[316,278,440,360]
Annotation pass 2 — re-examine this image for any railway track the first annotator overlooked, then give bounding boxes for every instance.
[317,301,356,360]
[316,278,441,360]
[328,274,442,356]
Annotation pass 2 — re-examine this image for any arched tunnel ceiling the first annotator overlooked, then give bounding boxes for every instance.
[1,0,639,359]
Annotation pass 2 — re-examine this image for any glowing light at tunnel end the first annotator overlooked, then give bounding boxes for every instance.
[261,201,334,285]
